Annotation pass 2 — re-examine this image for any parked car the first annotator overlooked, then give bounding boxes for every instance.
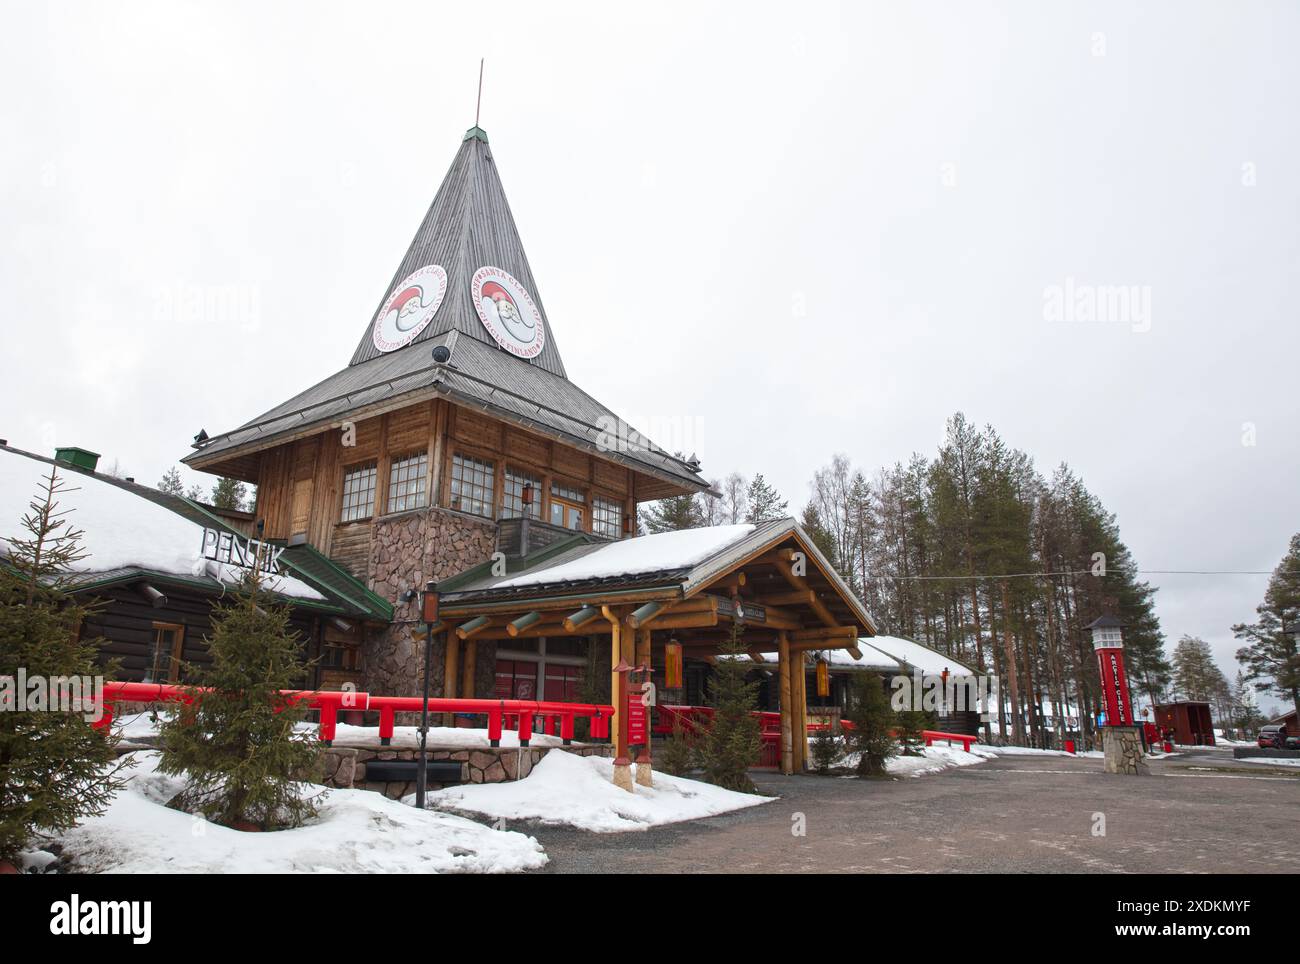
[1257,724,1288,749]
[1285,735,1300,751]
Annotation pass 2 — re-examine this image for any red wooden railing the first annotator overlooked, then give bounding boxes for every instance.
[96,680,613,748]
[654,703,979,764]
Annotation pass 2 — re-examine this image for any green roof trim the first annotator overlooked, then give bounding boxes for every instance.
[436,532,595,593]
[276,543,394,622]
[462,126,489,143]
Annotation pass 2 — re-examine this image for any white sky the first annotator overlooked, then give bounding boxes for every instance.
[2,1,1296,711]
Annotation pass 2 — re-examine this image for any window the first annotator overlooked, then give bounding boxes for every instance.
[387,451,428,514]
[500,467,542,519]
[144,622,185,684]
[549,481,585,530]
[449,452,495,518]
[340,463,377,522]
[592,495,622,539]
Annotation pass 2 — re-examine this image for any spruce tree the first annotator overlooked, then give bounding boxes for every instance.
[209,477,248,511]
[1234,533,1300,716]
[157,466,184,496]
[157,560,320,830]
[697,622,762,792]
[810,720,840,773]
[656,717,697,776]
[639,493,704,533]
[0,469,127,862]
[895,707,928,756]
[745,473,788,523]
[846,673,897,777]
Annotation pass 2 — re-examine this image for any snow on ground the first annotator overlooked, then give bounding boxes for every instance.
[1238,756,1300,768]
[332,723,570,749]
[114,716,571,751]
[0,447,323,599]
[885,744,994,777]
[49,752,547,873]
[494,523,755,588]
[980,744,1104,759]
[425,749,771,833]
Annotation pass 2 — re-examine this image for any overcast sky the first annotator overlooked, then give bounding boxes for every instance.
[2,1,1296,710]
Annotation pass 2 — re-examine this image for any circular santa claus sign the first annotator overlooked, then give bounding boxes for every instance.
[471,266,545,359]
[371,264,447,353]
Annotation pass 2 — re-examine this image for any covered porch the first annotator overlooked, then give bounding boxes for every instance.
[434,519,878,787]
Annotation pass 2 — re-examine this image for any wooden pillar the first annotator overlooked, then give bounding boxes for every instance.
[778,631,793,775]
[790,652,800,774]
[460,639,477,699]
[605,610,633,791]
[443,635,460,725]
[635,626,653,787]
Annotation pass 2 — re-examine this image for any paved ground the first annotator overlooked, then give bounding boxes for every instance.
[528,748,1300,873]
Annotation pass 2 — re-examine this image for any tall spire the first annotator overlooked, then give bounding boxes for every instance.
[348,128,567,378]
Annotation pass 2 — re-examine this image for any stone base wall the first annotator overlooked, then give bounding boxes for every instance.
[318,743,614,800]
[1102,726,1149,775]
[363,506,497,697]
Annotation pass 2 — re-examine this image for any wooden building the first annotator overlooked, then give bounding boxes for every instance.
[0,443,390,689]
[180,125,881,783]
[1153,700,1216,747]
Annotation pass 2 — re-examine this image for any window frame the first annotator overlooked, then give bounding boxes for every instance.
[386,450,429,515]
[145,621,186,684]
[447,449,497,519]
[339,461,378,523]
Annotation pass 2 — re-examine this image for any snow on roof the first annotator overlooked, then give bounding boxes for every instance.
[862,635,976,676]
[495,523,756,589]
[0,448,323,600]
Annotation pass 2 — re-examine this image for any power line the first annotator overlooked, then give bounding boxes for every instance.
[877,568,1273,582]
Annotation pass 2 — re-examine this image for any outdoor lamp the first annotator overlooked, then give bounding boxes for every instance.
[422,580,439,625]
[521,481,534,508]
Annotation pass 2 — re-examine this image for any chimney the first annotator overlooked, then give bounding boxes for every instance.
[54,446,101,472]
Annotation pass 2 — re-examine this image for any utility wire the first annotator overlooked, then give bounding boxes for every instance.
[877,568,1272,582]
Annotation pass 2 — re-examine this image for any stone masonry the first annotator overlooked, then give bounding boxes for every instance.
[318,742,615,801]
[363,505,496,698]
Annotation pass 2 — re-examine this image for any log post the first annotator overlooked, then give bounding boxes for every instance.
[635,625,653,787]
[602,606,633,791]
[443,634,460,725]
[460,638,477,699]
[778,630,793,775]
[793,652,808,772]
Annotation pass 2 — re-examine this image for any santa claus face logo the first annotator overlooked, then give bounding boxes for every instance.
[371,264,447,353]
[471,266,545,359]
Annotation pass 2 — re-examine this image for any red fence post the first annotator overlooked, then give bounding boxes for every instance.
[560,713,574,745]
[517,710,533,747]
[488,706,503,747]
[378,704,395,746]
[319,702,338,745]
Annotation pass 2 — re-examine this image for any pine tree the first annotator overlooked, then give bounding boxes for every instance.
[1171,635,1227,702]
[209,477,248,511]
[1234,533,1300,717]
[846,673,897,777]
[810,720,840,773]
[184,483,205,502]
[745,473,788,523]
[0,469,128,862]
[656,717,697,776]
[157,466,185,496]
[697,622,762,793]
[639,493,704,533]
[895,708,928,756]
[157,562,320,830]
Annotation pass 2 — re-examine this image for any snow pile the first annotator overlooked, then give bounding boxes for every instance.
[52,752,547,873]
[886,744,995,777]
[426,749,771,832]
[1238,757,1300,768]
[332,723,571,749]
[0,448,322,600]
[980,744,1104,759]
[495,523,755,588]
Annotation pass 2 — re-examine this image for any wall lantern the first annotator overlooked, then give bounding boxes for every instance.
[421,580,440,625]
[521,481,534,508]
